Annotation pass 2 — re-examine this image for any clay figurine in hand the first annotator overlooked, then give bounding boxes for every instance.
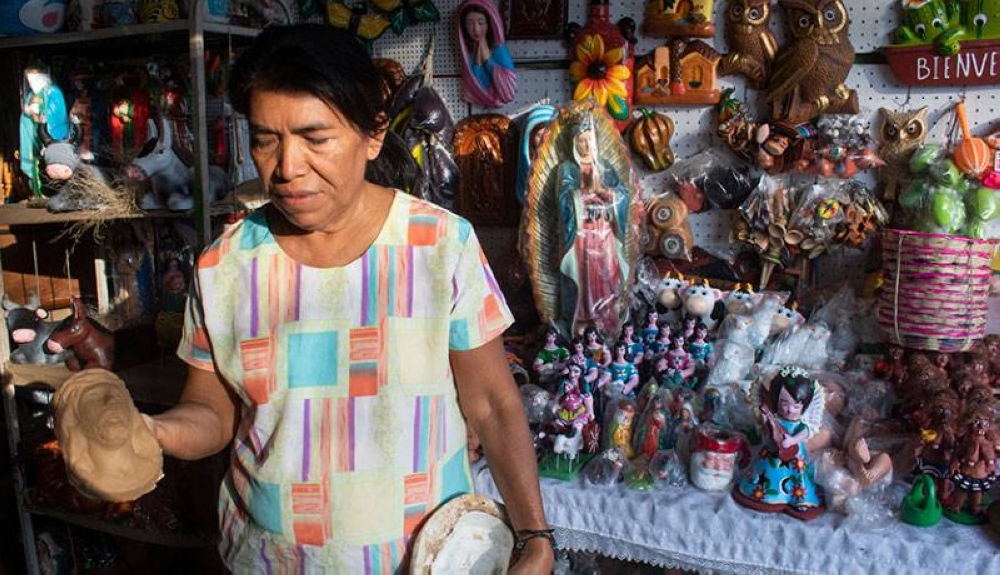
[946,404,1000,521]
[533,326,570,385]
[46,297,115,371]
[456,0,516,108]
[53,369,162,502]
[734,365,827,520]
[766,0,859,124]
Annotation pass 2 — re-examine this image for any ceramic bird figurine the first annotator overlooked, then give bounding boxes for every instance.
[876,106,929,202]
[767,0,859,124]
[719,0,779,89]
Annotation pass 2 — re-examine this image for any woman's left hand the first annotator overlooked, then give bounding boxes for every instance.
[510,537,555,574]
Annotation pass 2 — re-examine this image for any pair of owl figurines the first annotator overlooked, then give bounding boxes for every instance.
[719,0,858,124]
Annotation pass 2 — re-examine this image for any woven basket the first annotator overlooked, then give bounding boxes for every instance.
[879,228,996,352]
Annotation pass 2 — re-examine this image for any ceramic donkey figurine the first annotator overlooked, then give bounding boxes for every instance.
[46,297,114,371]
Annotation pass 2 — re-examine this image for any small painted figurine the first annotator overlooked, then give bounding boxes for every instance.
[915,391,960,500]
[553,363,595,436]
[567,336,601,388]
[946,405,1000,520]
[641,309,661,346]
[20,62,71,197]
[645,322,672,363]
[456,0,516,108]
[666,333,695,380]
[620,320,645,366]
[604,340,641,398]
[661,354,689,391]
[605,398,637,459]
[687,322,715,367]
[583,325,611,368]
[534,326,570,385]
[633,394,667,461]
[719,0,778,89]
[733,366,826,520]
[682,315,698,341]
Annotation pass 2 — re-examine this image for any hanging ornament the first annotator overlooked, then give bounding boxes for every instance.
[569,0,634,131]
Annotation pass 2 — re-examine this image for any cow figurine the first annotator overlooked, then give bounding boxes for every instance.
[3,293,71,365]
[770,301,805,338]
[46,298,114,371]
[680,280,726,334]
[657,273,689,326]
[127,118,227,211]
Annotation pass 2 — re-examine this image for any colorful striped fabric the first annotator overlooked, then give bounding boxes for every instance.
[178,192,513,573]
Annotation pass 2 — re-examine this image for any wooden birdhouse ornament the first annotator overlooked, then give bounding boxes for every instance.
[634,39,722,106]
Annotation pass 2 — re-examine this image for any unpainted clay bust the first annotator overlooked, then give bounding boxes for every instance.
[53,368,162,502]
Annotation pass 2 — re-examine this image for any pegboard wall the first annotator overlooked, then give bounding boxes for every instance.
[372,0,1000,281]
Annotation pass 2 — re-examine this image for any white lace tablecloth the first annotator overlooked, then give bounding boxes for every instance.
[472,463,1000,575]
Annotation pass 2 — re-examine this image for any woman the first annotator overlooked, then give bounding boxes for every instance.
[558,117,631,338]
[150,25,551,573]
[456,0,516,108]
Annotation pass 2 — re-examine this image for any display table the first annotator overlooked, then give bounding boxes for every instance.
[472,463,1000,575]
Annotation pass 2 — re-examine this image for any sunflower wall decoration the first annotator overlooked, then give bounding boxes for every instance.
[569,0,634,131]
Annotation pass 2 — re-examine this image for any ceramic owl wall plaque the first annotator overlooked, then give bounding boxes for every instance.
[767,0,859,124]
[876,106,929,202]
[719,0,778,89]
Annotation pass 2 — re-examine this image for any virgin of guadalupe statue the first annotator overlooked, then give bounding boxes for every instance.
[520,99,643,343]
[456,0,516,108]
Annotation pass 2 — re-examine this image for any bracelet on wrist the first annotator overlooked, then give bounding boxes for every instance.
[514,528,557,553]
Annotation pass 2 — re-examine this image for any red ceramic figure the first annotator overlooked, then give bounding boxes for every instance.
[46,298,115,371]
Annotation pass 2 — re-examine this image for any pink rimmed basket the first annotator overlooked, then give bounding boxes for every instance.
[879,228,997,352]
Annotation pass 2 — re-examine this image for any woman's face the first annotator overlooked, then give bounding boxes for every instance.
[249,90,384,233]
[465,10,488,42]
[777,386,804,420]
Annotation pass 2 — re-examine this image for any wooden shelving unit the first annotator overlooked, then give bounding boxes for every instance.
[0,4,259,573]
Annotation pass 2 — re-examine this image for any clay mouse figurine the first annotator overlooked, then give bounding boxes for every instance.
[46,297,115,371]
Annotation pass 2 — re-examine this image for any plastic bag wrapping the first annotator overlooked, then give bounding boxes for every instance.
[650,449,689,488]
[759,320,832,369]
[809,286,864,369]
[815,448,898,527]
[717,292,785,352]
[664,147,757,213]
[704,339,755,390]
[582,447,627,487]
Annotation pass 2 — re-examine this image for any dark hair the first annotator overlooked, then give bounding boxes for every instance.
[229,24,415,189]
[765,369,815,411]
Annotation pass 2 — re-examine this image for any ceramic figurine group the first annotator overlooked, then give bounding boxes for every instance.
[887,342,1000,524]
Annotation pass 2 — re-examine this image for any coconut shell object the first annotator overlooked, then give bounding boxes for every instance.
[410,495,514,575]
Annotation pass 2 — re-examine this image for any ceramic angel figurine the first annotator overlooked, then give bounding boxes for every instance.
[521,100,642,341]
[733,365,827,521]
[456,0,516,108]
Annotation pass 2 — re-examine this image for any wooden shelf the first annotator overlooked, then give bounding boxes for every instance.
[4,355,187,407]
[0,20,258,50]
[0,202,247,227]
[24,502,218,549]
